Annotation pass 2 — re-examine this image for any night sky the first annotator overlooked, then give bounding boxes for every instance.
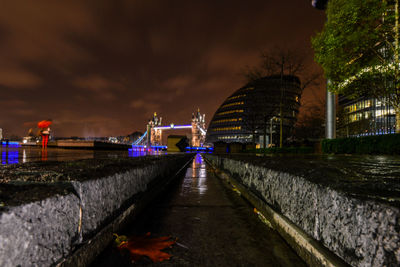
[0,0,326,138]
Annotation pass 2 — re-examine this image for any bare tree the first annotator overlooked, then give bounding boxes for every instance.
[294,101,325,141]
[244,49,322,93]
[243,48,321,147]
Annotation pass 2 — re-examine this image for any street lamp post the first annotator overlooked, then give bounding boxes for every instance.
[312,0,336,139]
[270,116,276,147]
[326,80,336,139]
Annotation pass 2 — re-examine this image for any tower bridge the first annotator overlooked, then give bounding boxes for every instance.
[133,109,207,147]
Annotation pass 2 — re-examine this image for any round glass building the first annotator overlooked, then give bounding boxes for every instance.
[206,75,302,146]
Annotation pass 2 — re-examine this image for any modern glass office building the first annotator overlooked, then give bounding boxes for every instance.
[312,0,398,138]
[206,75,302,146]
[337,95,396,137]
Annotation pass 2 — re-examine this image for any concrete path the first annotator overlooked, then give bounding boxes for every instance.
[93,154,305,266]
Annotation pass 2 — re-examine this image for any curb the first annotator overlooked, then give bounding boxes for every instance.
[205,158,348,267]
[59,155,194,267]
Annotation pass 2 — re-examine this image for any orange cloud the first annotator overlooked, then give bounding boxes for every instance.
[0,69,41,88]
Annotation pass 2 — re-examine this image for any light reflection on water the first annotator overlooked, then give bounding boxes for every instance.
[181,154,207,196]
[128,149,164,158]
[0,145,167,165]
[1,149,19,165]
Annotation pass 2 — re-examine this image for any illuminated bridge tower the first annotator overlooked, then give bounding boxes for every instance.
[191,109,206,147]
[146,112,162,146]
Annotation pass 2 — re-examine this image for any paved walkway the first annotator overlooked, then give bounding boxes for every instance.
[93,154,305,266]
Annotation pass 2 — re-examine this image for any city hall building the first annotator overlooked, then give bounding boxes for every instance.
[206,75,302,146]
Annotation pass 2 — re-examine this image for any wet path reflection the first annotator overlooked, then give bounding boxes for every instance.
[180,154,207,197]
[93,154,305,266]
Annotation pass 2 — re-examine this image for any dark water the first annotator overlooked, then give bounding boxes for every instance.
[0,145,163,165]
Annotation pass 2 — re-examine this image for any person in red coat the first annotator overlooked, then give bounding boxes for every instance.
[41,127,50,148]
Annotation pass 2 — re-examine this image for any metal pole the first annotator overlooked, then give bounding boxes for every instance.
[326,80,336,139]
[270,117,275,147]
[146,124,151,147]
[280,56,284,148]
[311,1,336,139]
[263,117,267,149]
[270,119,273,147]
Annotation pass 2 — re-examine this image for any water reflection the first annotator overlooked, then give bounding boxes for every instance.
[195,154,203,165]
[128,149,163,158]
[41,149,48,162]
[181,154,207,196]
[1,150,19,164]
[0,146,167,165]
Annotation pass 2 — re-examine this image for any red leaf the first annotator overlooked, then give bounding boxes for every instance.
[116,232,176,263]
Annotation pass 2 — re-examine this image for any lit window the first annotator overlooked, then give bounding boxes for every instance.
[220,101,244,109]
[227,94,246,101]
[211,126,242,132]
[216,110,244,116]
[212,117,243,124]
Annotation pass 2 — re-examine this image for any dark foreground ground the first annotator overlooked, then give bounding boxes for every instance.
[92,154,305,266]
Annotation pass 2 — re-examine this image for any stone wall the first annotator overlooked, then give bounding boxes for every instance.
[0,154,193,267]
[205,154,400,267]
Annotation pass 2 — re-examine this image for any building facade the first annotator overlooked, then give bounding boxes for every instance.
[206,75,302,146]
[337,95,396,137]
[313,0,398,138]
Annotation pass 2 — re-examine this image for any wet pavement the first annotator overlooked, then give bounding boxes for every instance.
[216,154,400,205]
[0,145,162,165]
[93,154,305,266]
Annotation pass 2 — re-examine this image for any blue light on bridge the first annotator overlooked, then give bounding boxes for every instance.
[151,145,167,149]
[154,125,192,130]
[131,144,213,152]
[1,141,21,148]
[131,145,167,150]
[132,131,147,145]
[185,146,213,151]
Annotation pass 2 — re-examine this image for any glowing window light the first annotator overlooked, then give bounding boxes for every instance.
[216,110,244,116]
[211,126,241,131]
[212,117,242,124]
[220,101,244,109]
[227,94,246,101]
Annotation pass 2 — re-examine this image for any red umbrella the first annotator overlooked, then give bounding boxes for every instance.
[38,120,52,128]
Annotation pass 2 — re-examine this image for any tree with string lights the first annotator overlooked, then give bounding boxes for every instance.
[312,0,400,132]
